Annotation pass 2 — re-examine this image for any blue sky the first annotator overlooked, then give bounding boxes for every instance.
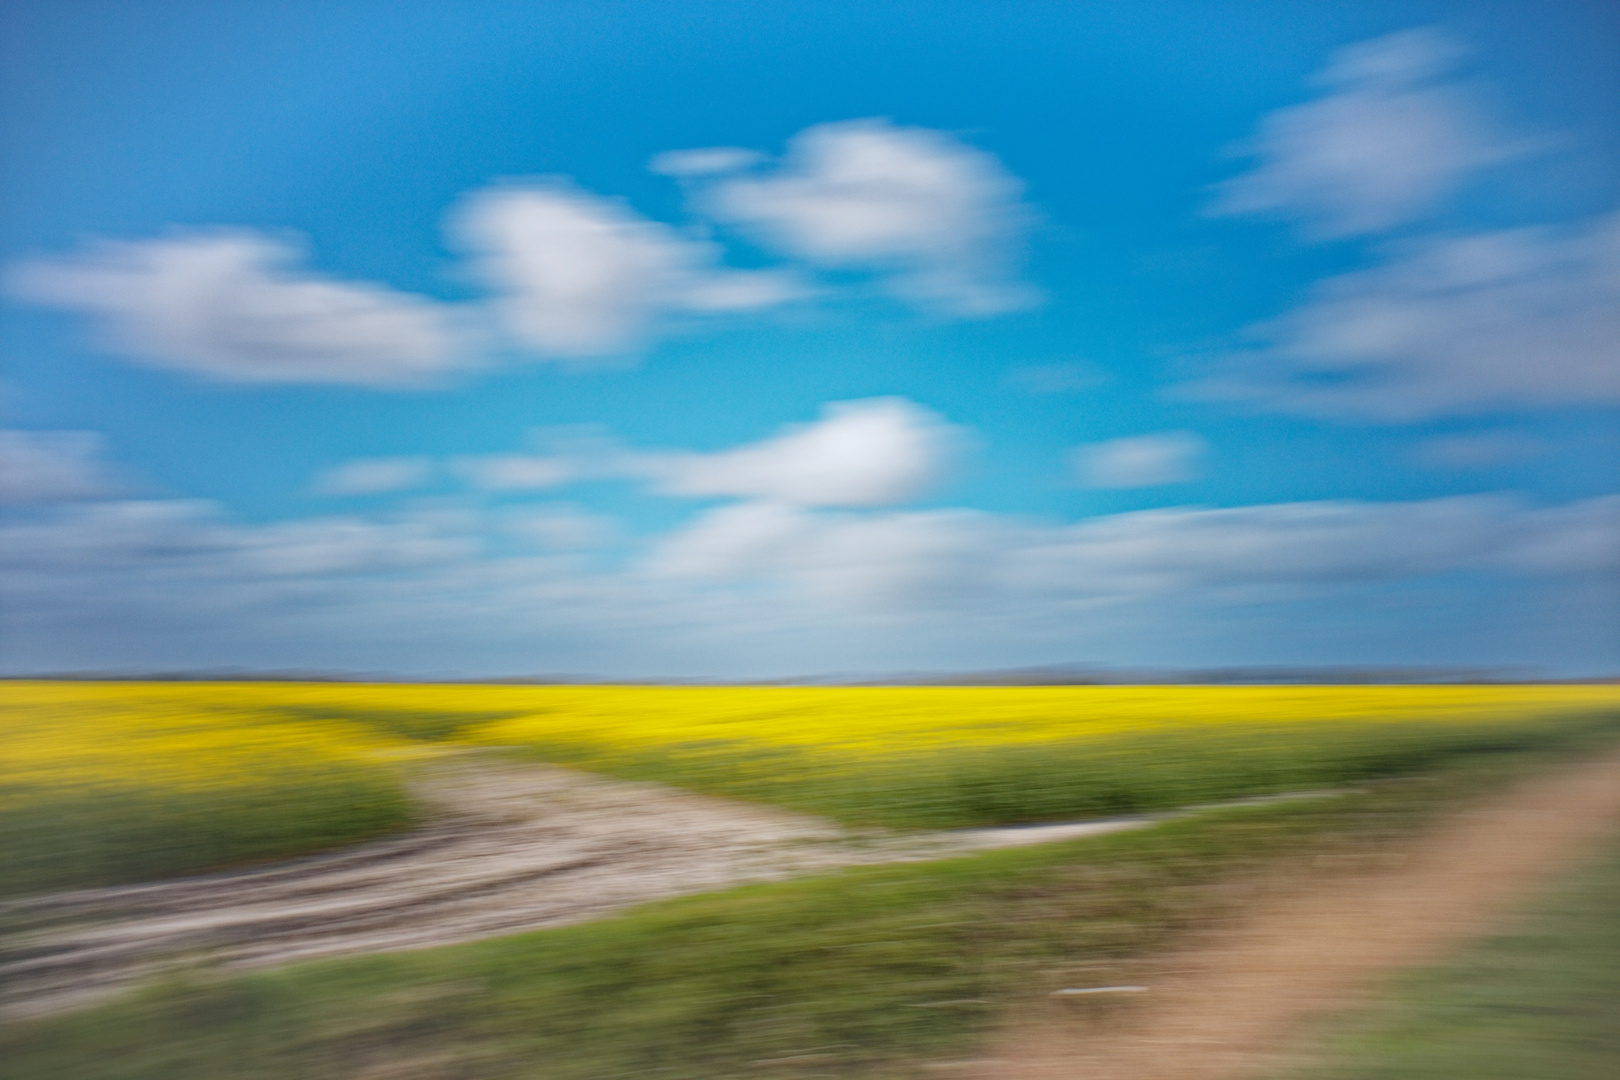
[2,0,1616,677]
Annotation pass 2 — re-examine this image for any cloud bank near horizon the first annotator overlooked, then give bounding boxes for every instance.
[4,415,1616,675]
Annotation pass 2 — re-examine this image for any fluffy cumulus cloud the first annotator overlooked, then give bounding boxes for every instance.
[691,119,1038,316]
[1208,28,1533,238]
[1191,210,1620,419]
[311,457,436,497]
[1072,432,1206,489]
[7,232,467,385]
[0,430,119,503]
[7,120,1043,386]
[635,397,960,507]
[450,183,801,357]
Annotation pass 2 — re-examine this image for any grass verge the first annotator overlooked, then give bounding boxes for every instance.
[502,714,1620,828]
[3,741,1607,1080]
[1284,831,1620,1080]
[0,766,414,898]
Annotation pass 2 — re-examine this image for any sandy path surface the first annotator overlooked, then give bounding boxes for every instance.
[969,743,1620,1080]
[0,755,1178,1020]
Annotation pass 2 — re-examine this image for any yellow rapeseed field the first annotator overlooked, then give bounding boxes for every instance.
[455,683,1620,753]
[16,679,1613,755]
[1,681,421,895]
[5,679,1618,893]
[3,680,431,792]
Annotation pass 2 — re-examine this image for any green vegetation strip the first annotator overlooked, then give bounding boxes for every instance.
[0,765,413,899]
[2,746,1591,1080]
[1287,832,1620,1080]
[500,713,1620,829]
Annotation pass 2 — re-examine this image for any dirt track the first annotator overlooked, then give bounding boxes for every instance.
[969,743,1620,1080]
[0,754,1173,1020]
[8,746,1616,1065]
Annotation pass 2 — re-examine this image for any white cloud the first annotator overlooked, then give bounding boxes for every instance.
[1072,432,1206,489]
[503,505,616,550]
[7,232,467,385]
[0,430,117,503]
[1497,496,1620,575]
[1013,496,1549,593]
[315,399,958,506]
[699,119,1038,316]
[450,182,801,358]
[1414,431,1546,469]
[1207,28,1535,238]
[648,147,766,177]
[1,498,475,580]
[312,457,435,497]
[645,501,1002,607]
[647,493,1620,610]
[4,475,1615,674]
[9,122,1042,384]
[451,453,576,492]
[1188,210,1620,420]
[636,397,961,507]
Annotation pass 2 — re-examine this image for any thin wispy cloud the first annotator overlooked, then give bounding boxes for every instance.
[0,430,120,504]
[502,504,618,551]
[9,445,1614,670]
[450,453,578,493]
[1413,431,1548,469]
[1207,28,1538,239]
[312,457,437,497]
[1072,432,1207,489]
[648,147,766,177]
[1189,209,1620,420]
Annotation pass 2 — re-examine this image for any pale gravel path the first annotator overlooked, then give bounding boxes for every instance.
[965,743,1620,1080]
[0,754,1187,1020]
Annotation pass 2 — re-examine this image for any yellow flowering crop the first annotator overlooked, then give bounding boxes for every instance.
[2,680,431,793]
[2,681,419,895]
[442,684,1620,826]
[459,683,1620,756]
[5,679,1617,894]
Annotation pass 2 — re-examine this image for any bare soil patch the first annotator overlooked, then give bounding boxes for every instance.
[970,744,1620,1080]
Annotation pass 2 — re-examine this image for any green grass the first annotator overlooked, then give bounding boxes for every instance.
[505,712,1620,829]
[274,705,527,743]
[0,765,414,898]
[0,746,1584,1080]
[1286,832,1620,1080]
